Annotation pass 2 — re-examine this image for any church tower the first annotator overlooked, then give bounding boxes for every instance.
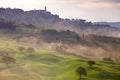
[45,6,47,11]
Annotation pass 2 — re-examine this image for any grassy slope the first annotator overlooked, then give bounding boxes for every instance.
[0,50,120,80]
[0,34,120,80]
[0,49,120,80]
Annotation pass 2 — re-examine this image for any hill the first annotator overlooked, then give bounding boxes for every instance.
[0,8,120,38]
[0,10,120,80]
[0,19,120,59]
[0,38,120,80]
[0,42,120,80]
[94,22,120,28]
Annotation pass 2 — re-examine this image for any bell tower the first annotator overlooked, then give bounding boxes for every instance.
[45,6,47,11]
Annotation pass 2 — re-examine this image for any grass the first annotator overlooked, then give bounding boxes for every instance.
[0,49,120,80]
[0,34,120,80]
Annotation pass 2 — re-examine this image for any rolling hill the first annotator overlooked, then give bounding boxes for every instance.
[94,22,120,28]
[0,38,120,80]
[0,7,120,38]
[0,7,120,80]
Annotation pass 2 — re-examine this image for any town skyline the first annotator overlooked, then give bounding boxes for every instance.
[0,0,120,22]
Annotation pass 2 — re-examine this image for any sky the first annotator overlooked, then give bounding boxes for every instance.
[0,0,120,22]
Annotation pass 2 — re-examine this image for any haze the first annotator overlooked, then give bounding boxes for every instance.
[0,0,120,22]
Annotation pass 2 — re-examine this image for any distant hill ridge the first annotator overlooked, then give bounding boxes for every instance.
[94,22,120,27]
[0,7,103,29]
[0,7,60,27]
[0,7,120,38]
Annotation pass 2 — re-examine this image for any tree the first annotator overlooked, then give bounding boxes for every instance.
[0,50,8,56]
[87,60,96,67]
[26,47,35,56]
[18,47,25,53]
[1,55,16,67]
[0,48,16,56]
[76,35,80,43]
[76,66,87,79]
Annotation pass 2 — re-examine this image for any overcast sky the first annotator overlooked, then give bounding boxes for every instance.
[0,0,120,22]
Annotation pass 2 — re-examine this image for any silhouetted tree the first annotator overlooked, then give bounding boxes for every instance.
[87,60,96,67]
[76,66,87,79]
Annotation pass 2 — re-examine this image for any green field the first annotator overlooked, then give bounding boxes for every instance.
[0,34,120,80]
[0,47,120,80]
[0,9,120,80]
[0,50,120,80]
